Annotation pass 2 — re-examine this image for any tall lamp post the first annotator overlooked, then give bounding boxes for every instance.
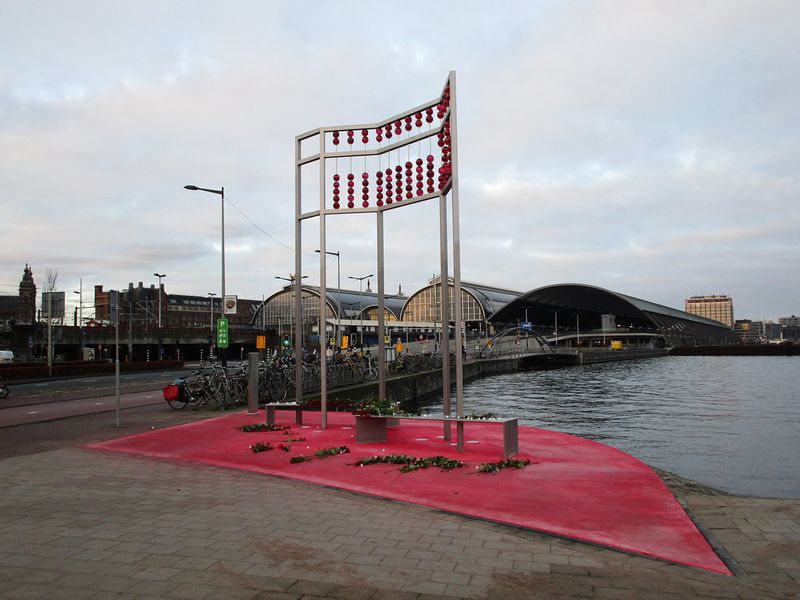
[316,249,341,348]
[184,184,226,367]
[154,273,166,361]
[208,292,216,361]
[348,274,373,348]
[73,278,83,359]
[275,275,308,350]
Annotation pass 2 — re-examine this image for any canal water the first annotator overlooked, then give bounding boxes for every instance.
[416,355,799,499]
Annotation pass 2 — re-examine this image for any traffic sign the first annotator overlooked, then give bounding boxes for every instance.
[217,318,229,349]
[329,337,335,347]
[520,321,532,330]
[256,335,266,349]
[384,335,390,344]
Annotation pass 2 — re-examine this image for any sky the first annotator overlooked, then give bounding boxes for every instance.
[1,0,798,321]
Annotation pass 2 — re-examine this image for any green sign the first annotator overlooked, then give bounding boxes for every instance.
[216,318,229,348]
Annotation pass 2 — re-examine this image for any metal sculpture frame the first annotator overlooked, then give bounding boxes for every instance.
[294,71,464,446]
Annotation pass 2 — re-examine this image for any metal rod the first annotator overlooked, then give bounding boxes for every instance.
[294,137,303,404]
[377,210,386,401]
[319,129,328,429]
[439,191,451,436]
[449,71,465,427]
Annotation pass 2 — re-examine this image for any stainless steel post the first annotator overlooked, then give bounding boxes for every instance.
[377,210,386,401]
[247,351,259,415]
[449,72,465,450]
[319,128,328,429]
[115,322,120,427]
[439,195,451,439]
[294,137,303,404]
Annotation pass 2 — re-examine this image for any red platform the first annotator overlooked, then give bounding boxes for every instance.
[87,410,730,575]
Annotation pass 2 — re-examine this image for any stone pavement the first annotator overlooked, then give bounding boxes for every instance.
[0,404,798,599]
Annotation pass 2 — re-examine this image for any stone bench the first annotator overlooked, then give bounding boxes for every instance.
[265,403,303,426]
[355,414,519,458]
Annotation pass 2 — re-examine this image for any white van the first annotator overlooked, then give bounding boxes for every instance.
[0,350,13,363]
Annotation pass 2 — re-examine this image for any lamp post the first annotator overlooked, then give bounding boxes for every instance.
[153,273,166,361]
[348,274,373,348]
[73,278,83,359]
[184,184,226,366]
[208,292,216,361]
[276,275,307,350]
[316,249,341,348]
[553,309,559,348]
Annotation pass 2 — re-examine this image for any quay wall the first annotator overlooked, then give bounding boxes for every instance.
[302,348,668,410]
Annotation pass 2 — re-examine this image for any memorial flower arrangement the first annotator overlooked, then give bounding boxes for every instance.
[314,446,350,458]
[249,441,273,453]
[477,458,531,473]
[355,454,464,473]
[352,394,400,417]
[466,412,497,420]
[238,423,288,432]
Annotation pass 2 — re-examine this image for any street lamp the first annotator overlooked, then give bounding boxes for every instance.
[153,273,166,328]
[316,249,341,348]
[184,184,226,366]
[348,274,373,348]
[276,274,308,350]
[208,292,216,361]
[154,273,166,361]
[73,278,84,359]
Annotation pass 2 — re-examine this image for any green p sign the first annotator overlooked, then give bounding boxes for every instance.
[216,318,229,349]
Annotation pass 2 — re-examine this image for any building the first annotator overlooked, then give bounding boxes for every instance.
[734,319,764,344]
[685,295,733,328]
[779,315,800,328]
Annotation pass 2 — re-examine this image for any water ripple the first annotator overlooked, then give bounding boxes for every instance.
[415,356,800,498]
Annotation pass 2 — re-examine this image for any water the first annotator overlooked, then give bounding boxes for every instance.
[416,356,800,499]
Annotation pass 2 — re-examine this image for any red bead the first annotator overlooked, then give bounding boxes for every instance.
[333,174,340,181]
[395,165,402,173]
[405,161,412,169]
[347,173,354,180]
[385,168,392,177]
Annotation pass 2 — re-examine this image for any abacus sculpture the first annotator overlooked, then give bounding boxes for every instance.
[294,71,464,443]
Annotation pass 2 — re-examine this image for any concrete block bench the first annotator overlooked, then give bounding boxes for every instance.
[355,414,519,458]
[265,403,303,426]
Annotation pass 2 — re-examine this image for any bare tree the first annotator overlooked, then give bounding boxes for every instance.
[44,268,58,293]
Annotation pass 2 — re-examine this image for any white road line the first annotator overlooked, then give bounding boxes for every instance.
[34,383,52,387]
[28,411,39,415]
[95,402,104,405]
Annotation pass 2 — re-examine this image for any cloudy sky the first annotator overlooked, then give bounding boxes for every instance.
[1,1,798,321]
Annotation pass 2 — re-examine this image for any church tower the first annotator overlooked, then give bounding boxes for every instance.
[16,264,36,324]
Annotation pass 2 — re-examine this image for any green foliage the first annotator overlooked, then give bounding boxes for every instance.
[477,458,531,473]
[314,446,351,458]
[467,412,497,420]
[355,454,464,473]
[352,394,400,417]
[238,423,288,432]
[249,441,273,453]
[290,455,312,464]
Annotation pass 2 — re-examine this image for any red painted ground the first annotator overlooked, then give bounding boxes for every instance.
[86,410,731,575]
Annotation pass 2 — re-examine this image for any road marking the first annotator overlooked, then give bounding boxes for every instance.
[145,395,153,399]
[35,383,52,387]
[28,411,39,415]
[95,402,104,405]
[83,379,97,382]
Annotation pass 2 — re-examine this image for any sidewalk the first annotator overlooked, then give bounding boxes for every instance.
[0,411,797,599]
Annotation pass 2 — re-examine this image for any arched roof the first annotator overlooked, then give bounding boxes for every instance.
[399,279,520,321]
[250,286,406,324]
[489,283,726,326]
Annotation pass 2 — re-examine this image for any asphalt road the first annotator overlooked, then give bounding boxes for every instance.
[0,367,200,427]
